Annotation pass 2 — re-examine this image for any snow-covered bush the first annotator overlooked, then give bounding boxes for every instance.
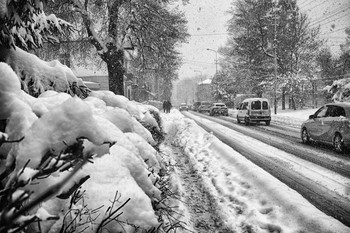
[0,1,181,231]
[0,0,73,50]
[0,48,177,232]
[324,76,350,102]
[0,46,88,98]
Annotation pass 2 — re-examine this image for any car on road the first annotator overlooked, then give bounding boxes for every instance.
[192,101,201,112]
[236,98,271,125]
[209,103,229,116]
[301,102,350,153]
[179,103,189,111]
[198,101,212,113]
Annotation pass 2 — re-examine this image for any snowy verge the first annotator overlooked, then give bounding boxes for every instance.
[0,61,170,233]
[162,110,350,233]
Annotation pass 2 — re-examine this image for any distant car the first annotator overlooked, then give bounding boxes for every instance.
[301,102,350,153]
[209,103,229,116]
[193,102,201,112]
[198,101,212,113]
[179,103,189,111]
[236,98,271,125]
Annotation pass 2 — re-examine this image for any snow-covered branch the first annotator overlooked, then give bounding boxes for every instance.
[71,0,106,53]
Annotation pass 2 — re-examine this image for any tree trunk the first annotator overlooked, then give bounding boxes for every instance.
[107,62,124,95]
[288,97,291,109]
[291,96,296,110]
[102,45,125,95]
[282,87,286,110]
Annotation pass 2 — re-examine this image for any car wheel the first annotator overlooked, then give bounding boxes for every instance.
[301,128,310,144]
[244,117,250,126]
[265,120,270,126]
[237,116,241,124]
[333,133,345,153]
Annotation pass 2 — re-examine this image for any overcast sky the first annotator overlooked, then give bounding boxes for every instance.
[176,0,232,80]
[175,0,350,80]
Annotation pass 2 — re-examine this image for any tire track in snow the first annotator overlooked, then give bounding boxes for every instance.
[190,111,350,179]
[187,114,350,227]
[166,143,235,233]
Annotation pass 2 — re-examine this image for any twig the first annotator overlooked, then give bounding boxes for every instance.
[96,198,131,233]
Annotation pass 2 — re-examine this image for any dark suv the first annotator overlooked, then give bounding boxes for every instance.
[198,101,212,113]
[209,103,229,116]
[192,102,201,112]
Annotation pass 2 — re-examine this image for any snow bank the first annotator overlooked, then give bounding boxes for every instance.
[0,47,86,97]
[0,58,163,232]
[77,154,159,232]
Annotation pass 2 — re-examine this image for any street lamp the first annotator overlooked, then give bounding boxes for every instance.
[206,48,218,74]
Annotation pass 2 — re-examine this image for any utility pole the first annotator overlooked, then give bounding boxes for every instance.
[273,1,278,115]
[206,48,218,75]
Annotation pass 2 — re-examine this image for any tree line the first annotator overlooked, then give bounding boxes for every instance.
[0,0,189,99]
[213,0,350,109]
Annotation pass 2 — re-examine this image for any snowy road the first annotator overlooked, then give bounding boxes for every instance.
[196,112,350,178]
[182,111,350,227]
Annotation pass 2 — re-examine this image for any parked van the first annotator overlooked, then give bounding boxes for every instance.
[236,98,271,125]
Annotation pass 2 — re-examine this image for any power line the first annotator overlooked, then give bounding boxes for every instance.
[301,0,328,11]
[310,1,350,20]
[327,36,350,39]
[299,0,318,8]
[190,32,230,37]
[309,3,350,27]
[310,10,350,28]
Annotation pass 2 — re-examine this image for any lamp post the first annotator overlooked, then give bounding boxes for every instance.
[206,48,218,74]
[273,0,278,115]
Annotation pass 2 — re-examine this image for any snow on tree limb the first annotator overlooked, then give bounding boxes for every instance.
[0,46,87,97]
[70,0,107,53]
[327,77,350,102]
[0,0,74,50]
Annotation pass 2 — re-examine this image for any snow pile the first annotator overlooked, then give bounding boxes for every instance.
[0,62,164,232]
[323,77,350,102]
[0,47,86,97]
[162,110,350,233]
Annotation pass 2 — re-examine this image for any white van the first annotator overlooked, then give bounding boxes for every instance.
[236,98,271,125]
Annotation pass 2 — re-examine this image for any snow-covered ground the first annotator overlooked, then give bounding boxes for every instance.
[0,62,166,232]
[161,108,350,233]
[2,49,348,232]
